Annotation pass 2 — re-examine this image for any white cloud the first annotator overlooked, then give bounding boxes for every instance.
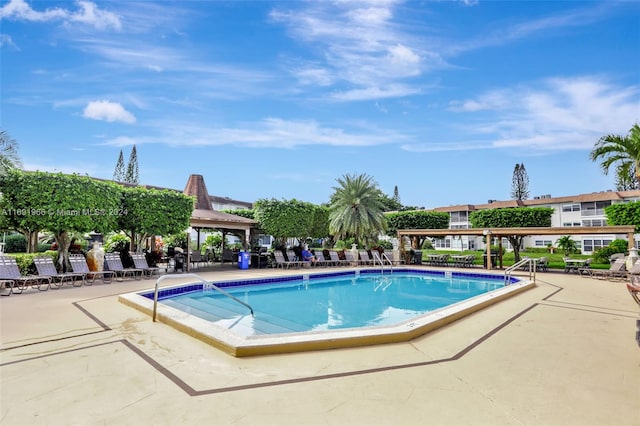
[271,1,437,100]
[102,117,408,149]
[0,34,18,50]
[0,0,121,31]
[450,76,640,151]
[83,100,136,123]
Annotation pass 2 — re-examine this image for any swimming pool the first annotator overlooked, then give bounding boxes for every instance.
[120,268,534,357]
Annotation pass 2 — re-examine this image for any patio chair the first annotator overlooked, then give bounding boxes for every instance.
[359,251,374,266]
[104,253,143,281]
[0,256,51,292]
[221,248,236,264]
[131,253,160,279]
[273,251,301,269]
[314,252,332,267]
[189,251,205,268]
[1,279,15,296]
[329,251,348,266]
[590,258,627,280]
[34,256,85,288]
[69,254,114,284]
[536,257,549,272]
[577,258,593,276]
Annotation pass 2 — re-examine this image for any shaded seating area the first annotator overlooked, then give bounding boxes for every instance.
[0,256,51,293]
[131,253,160,279]
[69,254,114,284]
[105,253,143,281]
[34,256,84,288]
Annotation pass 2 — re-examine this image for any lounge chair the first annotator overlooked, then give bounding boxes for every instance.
[344,251,361,267]
[104,253,143,281]
[313,252,332,267]
[0,256,51,292]
[328,251,344,266]
[359,251,374,266]
[131,253,160,279]
[69,254,114,284]
[1,279,15,296]
[590,258,627,280]
[626,274,640,307]
[273,251,301,268]
[626,259,640,277]
[577,258,593,276]
[34,256,85,288]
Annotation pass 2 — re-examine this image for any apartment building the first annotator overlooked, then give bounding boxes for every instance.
[430,190,640,255]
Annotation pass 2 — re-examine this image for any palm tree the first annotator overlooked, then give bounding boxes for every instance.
[0,130,22,175]
[556,236,578,257]
[328,173,387,247]
[589,123,640,189]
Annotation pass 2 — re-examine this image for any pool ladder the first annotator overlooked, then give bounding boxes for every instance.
[373,252,393,274]
[152,273,254,322]
[504,257,537,285]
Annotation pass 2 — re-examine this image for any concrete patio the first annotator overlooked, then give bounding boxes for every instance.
[1,264,638,426]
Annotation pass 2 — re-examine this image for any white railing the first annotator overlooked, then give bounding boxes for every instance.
[504,257,536,285]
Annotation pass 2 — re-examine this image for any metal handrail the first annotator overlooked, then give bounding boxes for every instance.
[504,257,536,284]
[152,273,254,322]
[373,252,393,274]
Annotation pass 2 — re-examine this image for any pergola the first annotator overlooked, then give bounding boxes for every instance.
[396,226,637,270]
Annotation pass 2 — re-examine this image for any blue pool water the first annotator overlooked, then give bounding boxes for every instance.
[150,270,509,336]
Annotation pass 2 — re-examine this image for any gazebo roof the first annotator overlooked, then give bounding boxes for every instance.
[183,174,256,231]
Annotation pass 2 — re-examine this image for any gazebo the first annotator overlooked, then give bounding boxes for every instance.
[183,174,258,256]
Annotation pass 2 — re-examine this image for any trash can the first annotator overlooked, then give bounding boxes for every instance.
[413,250,423,264]
[238,251,250,270]
[483,253,497,268]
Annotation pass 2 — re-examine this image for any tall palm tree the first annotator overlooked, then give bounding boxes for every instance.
[0,130,22,175]
[328,173,387,246]
[589,123,640,189]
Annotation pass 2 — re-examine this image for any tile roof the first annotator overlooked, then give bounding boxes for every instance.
[183,174,213,210]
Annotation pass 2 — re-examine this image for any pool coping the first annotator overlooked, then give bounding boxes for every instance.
[118,268,535,357]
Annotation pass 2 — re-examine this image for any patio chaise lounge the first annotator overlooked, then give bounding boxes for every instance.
[0,256,52,293]
[34,256,85,288]
[131,253,160,279]
[105,253,143,281]
[69,254,114,284]
[590,257,627,280]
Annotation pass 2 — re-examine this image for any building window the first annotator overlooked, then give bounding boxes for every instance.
[581,201,611,216]
[535,240,552,246]
[449,211,468,222]
[582,219,607,227]
[582,239,612,253]
[562,204,580,212]
[434,239,451,248]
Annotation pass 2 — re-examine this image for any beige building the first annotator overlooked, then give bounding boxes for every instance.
[429,190,640,254]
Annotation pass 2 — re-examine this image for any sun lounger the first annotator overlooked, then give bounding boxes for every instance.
[273,251,301,268]
[69,254,114,284]
[131,253,160,279]
[0,256,52,292]
[590,258,627,280]
[105,253,143,281]
[34,256,85,288]
[313,252,332,267]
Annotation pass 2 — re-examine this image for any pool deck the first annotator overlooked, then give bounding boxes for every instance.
[1,264,639,426]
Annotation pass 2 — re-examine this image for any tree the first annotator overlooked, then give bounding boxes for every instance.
[511,163,529,200]
[556,236,578,256]
[614,163,638,190]
[118,186,194,251]
[125,145,139,184]
[0,130,22,176]
[385,210,449,249]
[328,173,386,247]
[253,198,318,248]
[605,200,640,233]
[113,149,126,182]
[0,170,122,269]
[469,207,553,262]
[378,191,403,212]
[589,123,640,189]
[393,185,400,204]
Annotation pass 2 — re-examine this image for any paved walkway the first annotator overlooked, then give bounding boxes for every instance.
[1,264,639,426]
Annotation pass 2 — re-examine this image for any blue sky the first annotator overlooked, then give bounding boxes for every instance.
[1,0,639,208]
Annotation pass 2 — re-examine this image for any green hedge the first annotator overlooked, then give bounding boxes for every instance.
[6,251,57,275]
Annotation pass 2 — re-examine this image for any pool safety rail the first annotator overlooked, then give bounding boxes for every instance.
[373,251,393,273]
[152,273,254,321]
[504,258,537,285]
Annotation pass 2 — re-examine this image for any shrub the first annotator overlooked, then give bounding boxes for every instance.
[4,233,27,253]
[104,233,130,253]
[10,251,57,275]
[593,239,629,264]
